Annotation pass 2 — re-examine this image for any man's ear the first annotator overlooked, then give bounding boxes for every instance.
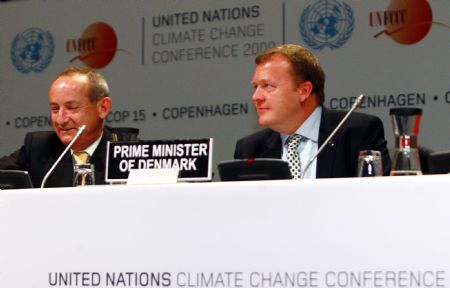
[97,97,112,119]
[297,81,313,103]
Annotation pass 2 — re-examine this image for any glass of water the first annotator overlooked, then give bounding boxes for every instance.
[73,163,95,186]
[357,150,383,177]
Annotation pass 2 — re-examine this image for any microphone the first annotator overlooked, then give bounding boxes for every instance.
[40,125,87,188]
[301,94,365,179]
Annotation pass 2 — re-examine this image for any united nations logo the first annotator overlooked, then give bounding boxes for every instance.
[299,0,354,50]
[10,27,54,73]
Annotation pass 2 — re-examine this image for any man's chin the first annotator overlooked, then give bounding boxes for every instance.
[258,117,271,127]
[58,134,75,146]
[259,118,281,131]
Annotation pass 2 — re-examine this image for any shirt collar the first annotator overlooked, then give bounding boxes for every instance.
[281,106,322,144]
[71,132,103,156]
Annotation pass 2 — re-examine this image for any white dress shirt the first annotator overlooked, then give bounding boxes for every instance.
[71,132,103,158]
[281,106,322,179]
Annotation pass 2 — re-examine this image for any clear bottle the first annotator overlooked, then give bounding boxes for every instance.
[390,108,422,176]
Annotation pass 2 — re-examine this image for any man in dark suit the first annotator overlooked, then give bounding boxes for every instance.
[234,44,391,178]
[0,67,113,187]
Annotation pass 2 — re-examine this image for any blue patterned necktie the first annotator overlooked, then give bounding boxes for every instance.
[286,134,302,180]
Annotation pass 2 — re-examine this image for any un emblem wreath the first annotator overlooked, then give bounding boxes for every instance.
[299,0,354,50]
[10,27,54,74]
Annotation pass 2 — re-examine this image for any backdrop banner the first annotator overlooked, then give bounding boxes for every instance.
[1,0,449,179]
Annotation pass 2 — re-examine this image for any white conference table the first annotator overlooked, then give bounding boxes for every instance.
[1,175,449,287]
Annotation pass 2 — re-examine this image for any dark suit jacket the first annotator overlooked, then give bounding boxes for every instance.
[234,107,391,177]
[0,129,113,188]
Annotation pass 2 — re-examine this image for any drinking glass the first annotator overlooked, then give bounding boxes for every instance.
[73,163,95,186]
[357,150,383,177]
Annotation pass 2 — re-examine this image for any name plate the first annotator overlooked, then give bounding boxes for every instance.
[105,138,213,182]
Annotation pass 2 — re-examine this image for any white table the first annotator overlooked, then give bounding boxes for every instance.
[1,175,449,287]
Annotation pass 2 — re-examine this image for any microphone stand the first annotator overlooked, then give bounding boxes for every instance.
[301,94,365,179]
[40,125,87,188]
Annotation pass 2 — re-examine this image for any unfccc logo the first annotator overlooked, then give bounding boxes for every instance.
[370,0,450,45]
[66,22,128,69]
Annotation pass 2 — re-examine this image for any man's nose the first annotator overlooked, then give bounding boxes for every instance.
[252,87,263,102]
[56,108,68,124]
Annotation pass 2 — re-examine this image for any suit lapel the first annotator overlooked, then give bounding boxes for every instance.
[90,129,113,184]
[44,145,74,187]
[260,130,282,158]
[316,107,338,178]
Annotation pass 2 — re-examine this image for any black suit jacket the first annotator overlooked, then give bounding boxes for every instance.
[0,129,113,188]
[234,107,391,178]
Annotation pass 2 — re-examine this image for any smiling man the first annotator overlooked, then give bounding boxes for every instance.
[0,67,113,187]
[234,44,391,178]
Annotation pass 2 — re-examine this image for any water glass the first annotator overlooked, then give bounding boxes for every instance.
[73,163,95,186]
[357,150,383,177]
